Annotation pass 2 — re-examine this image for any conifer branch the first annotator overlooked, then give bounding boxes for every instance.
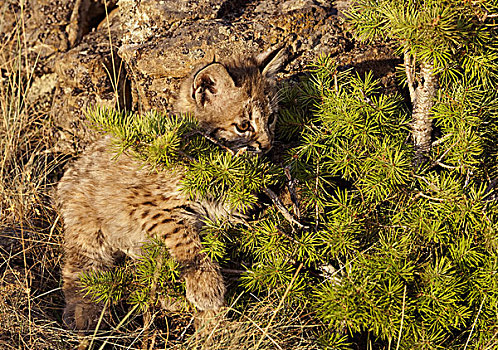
[263,187,306,229]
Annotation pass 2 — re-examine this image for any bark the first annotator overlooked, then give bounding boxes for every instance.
[405,52,437,165]
[404,50,417,105]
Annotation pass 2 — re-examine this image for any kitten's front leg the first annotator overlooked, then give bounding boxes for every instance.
[182,253,226,311]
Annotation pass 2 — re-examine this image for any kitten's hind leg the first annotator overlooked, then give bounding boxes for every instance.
[62,229,115,331]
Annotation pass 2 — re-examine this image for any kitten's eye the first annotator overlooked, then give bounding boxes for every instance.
[235,120,251,133]
[268,114,276,125]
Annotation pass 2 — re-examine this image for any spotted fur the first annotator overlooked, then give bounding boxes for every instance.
[57,48,286,331]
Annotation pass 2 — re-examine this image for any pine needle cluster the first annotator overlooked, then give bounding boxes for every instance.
[80,240,186,313]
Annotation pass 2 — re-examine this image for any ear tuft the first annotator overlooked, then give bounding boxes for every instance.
[256,47,287,79]
[192,63,235,107]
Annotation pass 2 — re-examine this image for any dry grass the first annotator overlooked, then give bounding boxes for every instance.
[0,9,321,350]
[0,13,71,349]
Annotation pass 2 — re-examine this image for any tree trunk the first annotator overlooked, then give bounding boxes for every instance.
[405,53,437,165]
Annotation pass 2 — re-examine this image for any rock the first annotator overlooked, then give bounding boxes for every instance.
[117,0,344,113]
[0,0,70,73]
[26,73,58,104]
[51,16,125,153]
[0,0,117,74]
[118,0,226,45]
[118,21,261,112]
[9,0,394,153]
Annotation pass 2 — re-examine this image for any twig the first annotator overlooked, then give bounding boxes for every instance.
[179,315,195,340]
[434,161,458,169]
[284,165,300,219]
[431,141,458,169]
[277,228,303,245]
[318,244,376,283]
[431,133,453,147]
[315,161,320,230]
[395,285,407,350]
[263,188,306,228]
[483,178,498,201]
[417,192,445,202]
[193,130,236,155]
[464,169,473,188]
[178,150,197,163]
[413,174,431,185]
[221,268,247,275]
[359,87,379,110]
[463,296,486,350]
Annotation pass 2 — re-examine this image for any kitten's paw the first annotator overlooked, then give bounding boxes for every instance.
[185,263,226,311]
[63,300,108,332]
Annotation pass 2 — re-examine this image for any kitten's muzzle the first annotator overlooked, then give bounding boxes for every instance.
[245,146,261,153]
[248,139,272,154]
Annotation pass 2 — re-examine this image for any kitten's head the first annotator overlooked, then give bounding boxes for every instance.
[175,48,286,153]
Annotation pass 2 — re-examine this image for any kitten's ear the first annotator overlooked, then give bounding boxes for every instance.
[192,63,235,107]
[256,47,287,79]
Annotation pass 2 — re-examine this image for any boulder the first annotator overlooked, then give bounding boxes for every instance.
[117,0,345,112]
[50,11,125,153]
[0,0,117,74]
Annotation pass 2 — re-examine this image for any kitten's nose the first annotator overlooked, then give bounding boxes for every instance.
[258,140,272,153]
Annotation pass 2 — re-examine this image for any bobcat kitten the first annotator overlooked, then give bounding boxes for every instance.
[57,48,286,330]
